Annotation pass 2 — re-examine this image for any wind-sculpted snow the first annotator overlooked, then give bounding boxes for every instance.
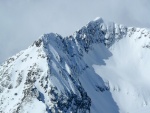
[1,17,150,113]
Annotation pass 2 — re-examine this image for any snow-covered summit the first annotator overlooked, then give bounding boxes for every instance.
[1,18,150,113]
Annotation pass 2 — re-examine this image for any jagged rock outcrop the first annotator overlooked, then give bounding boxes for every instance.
[1,17,150,113]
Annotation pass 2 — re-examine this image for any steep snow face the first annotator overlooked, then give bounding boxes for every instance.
[0,34,91,113]
[92,27,150,113]
[0,17,150,113]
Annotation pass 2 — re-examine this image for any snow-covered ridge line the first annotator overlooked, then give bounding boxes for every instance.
[31,17,127,55]
[1,17,150,113]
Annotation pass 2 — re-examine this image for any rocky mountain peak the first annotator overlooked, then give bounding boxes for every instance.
[1,18,150,113]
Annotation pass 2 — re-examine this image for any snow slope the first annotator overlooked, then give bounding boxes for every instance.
[92,27,150,113]
[0,17,150,113]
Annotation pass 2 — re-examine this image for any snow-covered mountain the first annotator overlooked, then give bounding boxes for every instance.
[1,17,150,113]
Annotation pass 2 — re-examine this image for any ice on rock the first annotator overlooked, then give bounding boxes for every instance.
[0,17,150,113]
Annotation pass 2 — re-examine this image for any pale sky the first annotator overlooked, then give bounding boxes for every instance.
[0,0,150,63]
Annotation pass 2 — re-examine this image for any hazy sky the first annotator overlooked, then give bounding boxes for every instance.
[0,0,150,63]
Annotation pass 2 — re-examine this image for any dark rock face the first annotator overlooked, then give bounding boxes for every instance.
[34,39,42,47]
